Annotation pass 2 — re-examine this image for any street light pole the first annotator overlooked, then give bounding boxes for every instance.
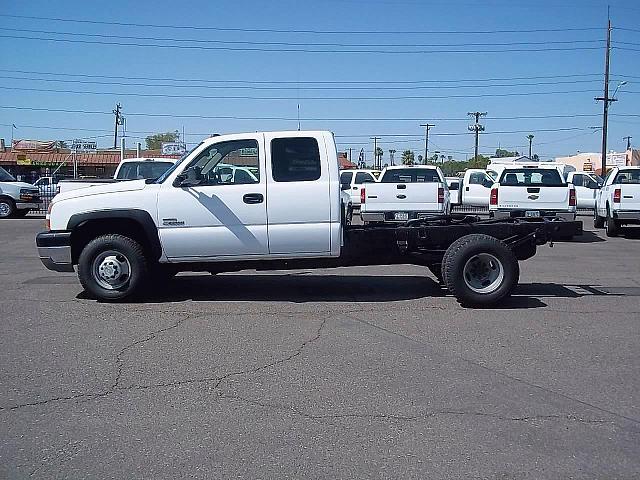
[468,112,487,160]
[527,134,534,159]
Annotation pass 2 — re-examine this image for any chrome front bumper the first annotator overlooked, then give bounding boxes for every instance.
[36,231,74,272]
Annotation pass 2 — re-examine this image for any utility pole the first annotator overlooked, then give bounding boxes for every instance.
[527,134,535,159]
[595,9,613,176]
[389,149,396,166]
[419,123,435,164]
[112,103,121,149]
[467,112,487,160]
[623,136,632,150]
[370,136,380,169]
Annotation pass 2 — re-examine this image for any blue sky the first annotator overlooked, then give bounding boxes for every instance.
[1,0,639,162]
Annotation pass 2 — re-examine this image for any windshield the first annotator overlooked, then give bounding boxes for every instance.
[0,167,16,182]
[499,168,565,186]
[154,143,203,183]
[116,161,174,180]
[381,168,440,183]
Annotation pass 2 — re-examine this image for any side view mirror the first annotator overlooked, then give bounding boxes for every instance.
[174,165,203,187]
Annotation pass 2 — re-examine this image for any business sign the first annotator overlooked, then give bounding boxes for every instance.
[71,139,97,152]
[12,139,56,152]
[583,162,593,172]
[607,152,627,167]
[161,142,186,155]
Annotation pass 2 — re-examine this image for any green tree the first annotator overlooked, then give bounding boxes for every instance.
[401,150,415,165]
[494,148,520,158]
[145,131,180,150]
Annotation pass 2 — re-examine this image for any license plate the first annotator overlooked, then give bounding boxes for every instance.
[394,212,409,221]
[525,210,540,218]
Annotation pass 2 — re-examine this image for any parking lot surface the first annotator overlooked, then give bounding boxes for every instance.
[1,218,639,479]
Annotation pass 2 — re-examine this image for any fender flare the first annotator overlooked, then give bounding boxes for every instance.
[67,209,162,260]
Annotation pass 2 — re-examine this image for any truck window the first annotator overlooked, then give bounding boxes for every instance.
[614,170,640,184]
[469,172,486,185]
[381,168,439,183]
[354,172,375,184]
[185,139,260,186]
[271,137,321,182]
[499,169,564,186]
[116,161,175,180]
[570,174,584,186]
[340,171,353,184]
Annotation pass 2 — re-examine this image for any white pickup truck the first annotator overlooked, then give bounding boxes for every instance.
[359,165,451,223]
[57,157,178,195]
[566,171,602,209]
[36,130,582,306]
[447,169,494,207]
[594,166,640,236]
[489,165,576,221]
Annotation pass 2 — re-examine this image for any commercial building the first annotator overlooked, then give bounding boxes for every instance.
[555,150,640,175]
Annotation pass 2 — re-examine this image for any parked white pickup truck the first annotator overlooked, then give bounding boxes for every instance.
[448,169,494,207]
[566,171,602,209]
[489,165,576,221]
[57,157,179,195]
[360,165,451,223]
[339,169,377,208]
[594,166,640,236]
[36,130,582,306]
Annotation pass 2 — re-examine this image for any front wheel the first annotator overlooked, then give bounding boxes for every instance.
[78,234,149,301]
[0,198,15,218]
[441,234,519,307]
[593,209,605,228]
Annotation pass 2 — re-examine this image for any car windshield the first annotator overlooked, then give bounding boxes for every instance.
[381,168,440,183]
[0,167,16,182]
[615,169,640,184]
[154,142,203,183]
[499,168,564,186]
[116,161,174,180]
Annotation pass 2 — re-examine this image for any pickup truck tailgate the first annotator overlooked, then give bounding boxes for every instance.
[618,184,640,211]
[498,186,570,210]
[362,183,441,212]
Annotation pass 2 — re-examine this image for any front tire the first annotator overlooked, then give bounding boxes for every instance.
[78,234,149,301]
[0,198,15,218]
[605,208,620,237]
[442,234,519,307]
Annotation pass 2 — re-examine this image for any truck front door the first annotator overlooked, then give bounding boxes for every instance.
[156,135,269,259]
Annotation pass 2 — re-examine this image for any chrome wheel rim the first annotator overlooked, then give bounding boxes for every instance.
[0,202,11,217]
[92,250,132,290]
[463,253,504,294]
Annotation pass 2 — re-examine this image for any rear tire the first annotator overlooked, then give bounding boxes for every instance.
[0,198,15,218]
[78,234,149,301]
[593,210,605,228]
[442,234,519,307]
[605,209,620,237]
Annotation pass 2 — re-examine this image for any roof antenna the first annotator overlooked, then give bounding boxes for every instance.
[297,103,301,131]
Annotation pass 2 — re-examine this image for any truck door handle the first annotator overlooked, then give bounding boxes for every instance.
[243,193,264,204]
[465,186,470,191]
[397,184,407,189]
[353,186,358,190]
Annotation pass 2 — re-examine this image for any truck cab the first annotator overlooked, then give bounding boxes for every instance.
[566,171,602,209]
[594,166,640,236]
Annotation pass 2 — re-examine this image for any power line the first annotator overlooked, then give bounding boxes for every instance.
[0,27,606,49]
[0,105,606,121]
[0,68,603,85]
[0,14,603,35]
[0,34,605,54]
[0,85,602,100]
[0,74,603,91]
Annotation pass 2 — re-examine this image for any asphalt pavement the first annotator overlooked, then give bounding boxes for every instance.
[1,218,639,479]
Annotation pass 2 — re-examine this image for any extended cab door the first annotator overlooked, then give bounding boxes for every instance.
[265,133,333,255]
[461,169,493,206]
[156,134,269,259]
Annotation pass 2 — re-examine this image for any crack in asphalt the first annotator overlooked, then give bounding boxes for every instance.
[221,394,612,425]
[0,315,328,412]
[343,313,640,427]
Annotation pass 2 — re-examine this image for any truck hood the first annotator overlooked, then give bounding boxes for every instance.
[54,179,148,203]
[0,180,36,190]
